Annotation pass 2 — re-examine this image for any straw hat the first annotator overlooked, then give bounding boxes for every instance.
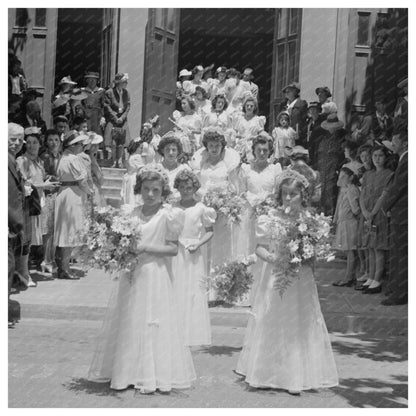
[321,113,344,131]
[59,76,77,85]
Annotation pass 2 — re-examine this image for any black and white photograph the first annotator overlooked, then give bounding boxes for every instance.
[7,3,409,409]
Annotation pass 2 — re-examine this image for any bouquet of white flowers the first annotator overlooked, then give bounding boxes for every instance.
[209,254,257,304]
[75,205,142,276]
[260,207,335,296]
[202,186,245,225]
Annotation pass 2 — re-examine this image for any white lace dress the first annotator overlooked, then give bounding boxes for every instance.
[236,215,339,391]
[172,202,216,345]
[88,205,196,392]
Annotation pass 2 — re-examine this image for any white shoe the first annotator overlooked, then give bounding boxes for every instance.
[356,273,368,282]
[27,276,37,287]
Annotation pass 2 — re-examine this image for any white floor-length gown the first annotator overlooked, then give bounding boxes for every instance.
[88,204,196,391]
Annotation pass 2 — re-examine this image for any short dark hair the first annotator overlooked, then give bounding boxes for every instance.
[343,140,360,160]
[202,130,226,150]
[72,116,87,126]
[127,140,143,155]
[134,170,171,197]
[252,135,273,157]
[45,129,60,140]
[173,169,201,191]
[340,166,360,186]
[211,94,228,111]
[53,115,68,125]
[157,134,183,157]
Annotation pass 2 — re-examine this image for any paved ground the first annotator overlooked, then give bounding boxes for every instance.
[8,262,408,408]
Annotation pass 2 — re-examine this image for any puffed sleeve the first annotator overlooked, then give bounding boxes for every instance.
[201,204,217,227]
[257,116,266,130]
[71,155,88,181]
[255,215,270,245]
[165,206,185,242]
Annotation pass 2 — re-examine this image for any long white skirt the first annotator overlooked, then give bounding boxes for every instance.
[88,255,196,391]
[236,265,339,391]
[172,241,211,346]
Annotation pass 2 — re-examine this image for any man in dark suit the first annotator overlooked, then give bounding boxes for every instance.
[12,99,47,135]
[282,82,308,147]
[8,123,26,324]
[381,131,408,305]
[103,73,131,167]
[372,97,393,141]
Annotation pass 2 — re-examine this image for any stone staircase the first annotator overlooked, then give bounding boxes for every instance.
[101,167,126,208]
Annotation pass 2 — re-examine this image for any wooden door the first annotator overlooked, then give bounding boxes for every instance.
[143,8,180,134]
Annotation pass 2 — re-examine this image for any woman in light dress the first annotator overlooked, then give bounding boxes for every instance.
[172,170,216,346]
[235,134,282,303]
[232,96,266,161]
[172,95,202,153]
[193,86,212,117]
[54,131,93,280]
[191,127,240,270]
[236,170,339,394]
[16,128,58,286]
[182,65,209,96]
[88,165,196,393]
[157,132,191,199]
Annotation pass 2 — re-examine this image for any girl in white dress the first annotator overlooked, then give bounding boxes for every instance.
[236,170,338,394]
[236,134,282,303]
[88,165,196,393]
[271,111,298,165]
[157,132,191,199]
[202,94,233,143]
[172,95,203,153]
[172,170,216,346]
[233,96,266,162]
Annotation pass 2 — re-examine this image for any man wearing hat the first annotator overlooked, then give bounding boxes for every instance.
[315,113,346,216]
[103,73,131,167]
[81,71,106,136]
[282,82,308,147]
[315,86,337,116]
[13,99,47,135]
[211,66,227,98]
[307,101,327,167]
[242,67,259,102]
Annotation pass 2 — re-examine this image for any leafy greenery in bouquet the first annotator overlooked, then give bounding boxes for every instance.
[74,205,142,275]
[251,194,279,218]
[260,207,335,296]
[202,186,245,225]
[209,254,257,304]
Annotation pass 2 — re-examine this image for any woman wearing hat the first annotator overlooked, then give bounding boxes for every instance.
[182,65,209,96]
[52,76,77,119]
[103,73,131,167]
[316,113,346,216]
[82,71,106,136]
[176,69,192,110]
[54,131,93,279]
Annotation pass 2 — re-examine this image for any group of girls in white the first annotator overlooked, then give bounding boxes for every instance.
[88,122,339,395]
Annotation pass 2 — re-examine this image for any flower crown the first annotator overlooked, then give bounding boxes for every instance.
[201,125,226,137]
[275,169,310,191]
[139,163,169,186]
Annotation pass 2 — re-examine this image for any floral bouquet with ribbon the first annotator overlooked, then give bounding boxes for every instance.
[202,186,245,225]
[260,207,335,296]
[75,205,142,279]
[209,254,257,304]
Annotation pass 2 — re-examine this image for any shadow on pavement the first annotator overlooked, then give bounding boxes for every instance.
[332,375,408,408]
[199,345,242,356]
[63,378,123,398]
[331,333,408,363]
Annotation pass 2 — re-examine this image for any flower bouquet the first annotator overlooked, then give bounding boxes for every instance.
[202,186,245,225]
[251,194,279,217]
[209,254,257,304]
[74,205,142,279]
[260,207,335,296]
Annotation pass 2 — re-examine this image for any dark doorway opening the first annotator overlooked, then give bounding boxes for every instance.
[55,9,103,93]
[178,8,275,128]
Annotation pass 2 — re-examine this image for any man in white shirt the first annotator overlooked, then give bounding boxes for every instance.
[242,68,259,102]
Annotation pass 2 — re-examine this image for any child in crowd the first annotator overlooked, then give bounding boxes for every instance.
[356,144,373,282]
[172,170,216,346]
[149,115,163,164]
[356,145,393,293]
[271,111,297,166]
[332,166,361,286]
[88,165,196,393]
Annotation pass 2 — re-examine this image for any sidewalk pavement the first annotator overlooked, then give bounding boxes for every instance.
[8,262,408,408]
